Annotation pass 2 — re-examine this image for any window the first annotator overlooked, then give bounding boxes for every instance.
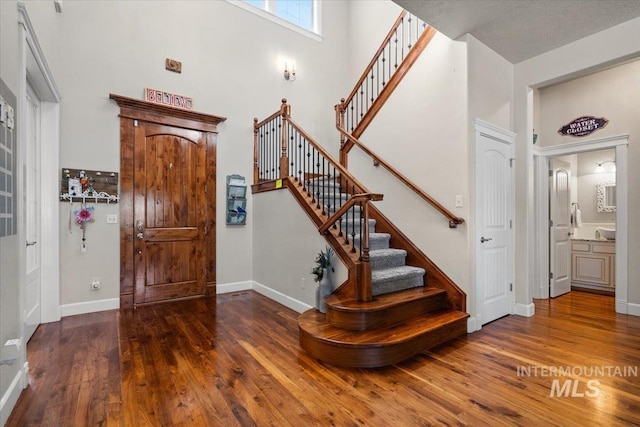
[234,0,320,39]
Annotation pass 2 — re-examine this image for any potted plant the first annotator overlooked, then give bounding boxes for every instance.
[311,246,334,313]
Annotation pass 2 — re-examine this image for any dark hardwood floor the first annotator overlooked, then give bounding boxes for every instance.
[7,290,640,426]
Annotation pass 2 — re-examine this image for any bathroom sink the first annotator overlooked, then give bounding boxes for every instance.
[597,227,616,240]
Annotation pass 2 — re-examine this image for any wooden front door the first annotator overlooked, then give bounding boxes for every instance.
[134,123,207,304]
[111,94,225,308]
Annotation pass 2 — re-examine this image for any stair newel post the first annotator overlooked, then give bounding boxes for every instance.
[337,99,349,168]
[280,99,290,179]
[358,199,373,302]
[253,117,259,184]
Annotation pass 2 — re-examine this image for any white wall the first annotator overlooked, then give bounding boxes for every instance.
[252,189,347,307]
[52,0,350,306]
[514,16,640,307]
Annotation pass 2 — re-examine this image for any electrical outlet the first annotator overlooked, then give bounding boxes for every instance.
[107,214,118,224]
[455,195,463,208]
[91,277,101,290]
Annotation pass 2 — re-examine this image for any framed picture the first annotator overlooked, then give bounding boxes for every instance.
[68,178,82,197]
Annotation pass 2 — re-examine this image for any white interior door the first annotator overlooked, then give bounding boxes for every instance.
[549,159,571,298]
[475,127,514,326]
[24,83,41,341]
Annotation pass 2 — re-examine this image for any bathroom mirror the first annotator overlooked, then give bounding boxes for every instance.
[596,182,616,212]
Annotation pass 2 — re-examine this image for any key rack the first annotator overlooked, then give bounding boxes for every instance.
[60,168,119,203]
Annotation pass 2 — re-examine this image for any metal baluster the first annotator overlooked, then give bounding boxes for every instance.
[358,200,363,259]
[388,41,392,80]
[277,117,282,176]
[321,157,326,215]
[376,54,380,97]
[315,150,321,209]
[297,132,302,185]
[304,138,311,196]
[332,166,337,228]
[310,147,316,203]
[408,15,413,49]
[289,124,294,179]
[402,16,405,59]
[382,43,386,87]
[394,28,399,69]
[266,124,270,180]
[351,184,357,253]
[343,179,350,245]
[370,68,375,104]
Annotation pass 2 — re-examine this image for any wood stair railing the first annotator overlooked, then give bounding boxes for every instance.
[253,99,380,302]
[336,9,464,228]
[336,122,465,228]
[338,10,437,164]
[252,100,468,368]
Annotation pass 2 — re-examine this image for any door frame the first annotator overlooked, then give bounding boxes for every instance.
[532,134,629,313]
[472,119,515,331]
[18,4,61,326]
[110,94,225,308]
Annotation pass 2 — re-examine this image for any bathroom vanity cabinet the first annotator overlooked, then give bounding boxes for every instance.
[571,240,615,291]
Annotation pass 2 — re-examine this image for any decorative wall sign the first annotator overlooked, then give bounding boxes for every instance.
[558,116,608,137]
[165,58,182,73]
[144,88,193,110]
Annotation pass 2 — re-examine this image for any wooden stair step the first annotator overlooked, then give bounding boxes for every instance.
[326,287,448,331]
[298,309,469,368]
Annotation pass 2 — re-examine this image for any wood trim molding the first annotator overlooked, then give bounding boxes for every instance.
[109,94,226,132]
[113,95,221,308]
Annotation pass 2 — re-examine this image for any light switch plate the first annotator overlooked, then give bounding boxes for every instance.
[107,214,118,224]
[455,195,463,208]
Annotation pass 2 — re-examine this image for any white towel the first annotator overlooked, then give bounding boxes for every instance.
[572,205,583,228]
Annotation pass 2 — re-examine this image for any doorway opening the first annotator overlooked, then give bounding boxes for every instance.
[533,135,628,313]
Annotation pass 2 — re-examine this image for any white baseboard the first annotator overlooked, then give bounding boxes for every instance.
[466,316,481,333]
[59,298,119,318]
[217,281,312,314]
[251,281,313,314]
[514,302,535,317]
[627,302,640,317]
[216,281,254,294]
[0,362,27,426]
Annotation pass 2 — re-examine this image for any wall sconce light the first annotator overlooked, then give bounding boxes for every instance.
[284,62,296,81]
[594,160,616,173]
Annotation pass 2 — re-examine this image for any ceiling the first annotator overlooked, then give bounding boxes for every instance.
[393,0,640,63]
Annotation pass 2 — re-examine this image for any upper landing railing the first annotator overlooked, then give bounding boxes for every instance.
[336,10,464,229]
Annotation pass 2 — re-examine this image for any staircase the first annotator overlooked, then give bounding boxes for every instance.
[296,178,468,368]
[252,9,468,368]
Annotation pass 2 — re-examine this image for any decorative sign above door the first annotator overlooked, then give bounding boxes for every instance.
[558,116,608,137]
[144,88,193,110]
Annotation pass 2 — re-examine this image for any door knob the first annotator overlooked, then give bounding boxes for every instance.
[480,236,493,243]
[136,220,144,232]
[137,232,144,240]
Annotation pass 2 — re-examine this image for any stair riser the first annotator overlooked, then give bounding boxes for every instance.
[370,252,406,270]
[299,313,469,368]
[354,234,390,251]
[372,273,424,296]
